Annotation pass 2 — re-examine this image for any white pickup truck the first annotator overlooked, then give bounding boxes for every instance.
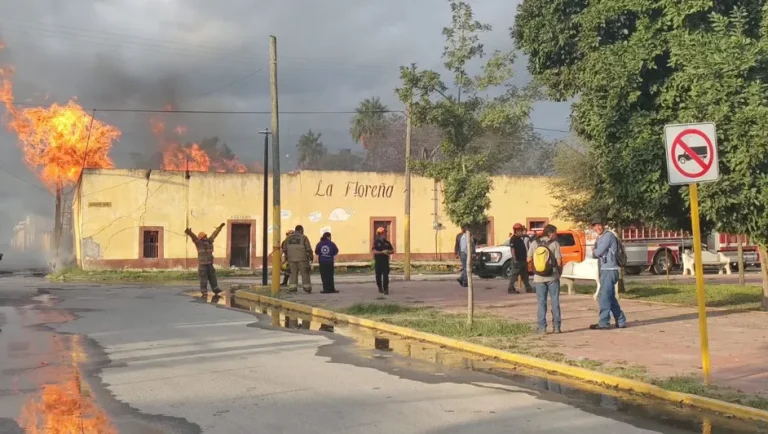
[475,230,590,279]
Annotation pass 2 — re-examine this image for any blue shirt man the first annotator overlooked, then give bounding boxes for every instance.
[590,218,627,330]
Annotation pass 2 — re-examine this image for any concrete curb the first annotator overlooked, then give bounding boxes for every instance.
[232,289,768,424]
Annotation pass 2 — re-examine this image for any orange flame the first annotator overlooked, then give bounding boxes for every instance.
[18,333,115,434]
[0,42,120,190]
[150,110,247,173]
[18,367,116,434]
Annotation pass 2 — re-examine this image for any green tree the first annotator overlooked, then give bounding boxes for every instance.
[350,97,390,149]
[515,1,768,309]
[296,129,327,169]
[396,0,537,323]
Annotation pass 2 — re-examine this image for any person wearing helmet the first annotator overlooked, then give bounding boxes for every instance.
[280,230,294,286]
[372,226,394,294]
[508,223,534,294]
[184,223,226,297]
[282,225,314,293]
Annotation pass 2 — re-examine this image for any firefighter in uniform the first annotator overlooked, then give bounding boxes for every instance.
[282,225,313,293]
[280,230,294,286]
[185,223,225,297]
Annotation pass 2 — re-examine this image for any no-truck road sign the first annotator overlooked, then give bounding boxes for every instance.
[664,122,720,185]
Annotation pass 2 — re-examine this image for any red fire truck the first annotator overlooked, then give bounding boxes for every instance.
[619,227,760,275]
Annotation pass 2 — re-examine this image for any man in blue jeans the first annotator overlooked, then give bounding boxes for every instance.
[590,218,628,330]
[527,224,562,334]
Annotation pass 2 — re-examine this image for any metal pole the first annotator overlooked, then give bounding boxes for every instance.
[261,130,270,286]
[404,103,412,281]
[689,183,711,384]
[269,36,282,297]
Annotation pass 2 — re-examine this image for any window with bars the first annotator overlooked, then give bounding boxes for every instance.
[142,230,160,259]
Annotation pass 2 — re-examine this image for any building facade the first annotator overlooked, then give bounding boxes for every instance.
[72,169,569,270]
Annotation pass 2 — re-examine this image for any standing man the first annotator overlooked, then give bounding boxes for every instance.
[458,226,469,288]
[315,232,339,294]
[590,218,628,330]
[508,223,533,294]
[372,226,394,294]
[283,225,313,293]
[528,224,563,334]
[185,223,225,297]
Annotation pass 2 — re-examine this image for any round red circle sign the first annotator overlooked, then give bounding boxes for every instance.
[670,129,714,179]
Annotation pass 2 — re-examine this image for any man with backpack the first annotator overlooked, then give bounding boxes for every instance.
[590,218,628,330]
[527,224,562,334]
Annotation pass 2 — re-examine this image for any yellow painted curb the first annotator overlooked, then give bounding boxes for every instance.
[233,290,768,423]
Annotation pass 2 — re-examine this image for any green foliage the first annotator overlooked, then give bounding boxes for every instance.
[350,97,390,148]
[296,129,327,169]
[514,1,767,238]
[396,0,536,228]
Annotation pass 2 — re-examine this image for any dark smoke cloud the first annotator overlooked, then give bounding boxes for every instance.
[0,0,571,261]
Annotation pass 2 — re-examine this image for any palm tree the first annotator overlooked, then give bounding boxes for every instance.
[350,97,389,149]
[296,129,327,169]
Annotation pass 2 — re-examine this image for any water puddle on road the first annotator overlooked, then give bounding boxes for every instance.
[221,295,767,434]
[0,301,116,434]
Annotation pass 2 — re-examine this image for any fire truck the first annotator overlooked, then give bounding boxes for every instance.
[618,228,760,275]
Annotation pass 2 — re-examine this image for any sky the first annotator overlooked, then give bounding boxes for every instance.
[0,0,571,240]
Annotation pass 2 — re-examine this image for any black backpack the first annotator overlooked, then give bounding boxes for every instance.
[608,230,628,267]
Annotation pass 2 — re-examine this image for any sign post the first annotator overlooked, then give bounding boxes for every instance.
[664,122,720,385]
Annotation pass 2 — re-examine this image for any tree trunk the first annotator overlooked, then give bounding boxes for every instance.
[53,182,63,266]
[759,245,768,311]
[737,237,745,286]
[466,229,474,326]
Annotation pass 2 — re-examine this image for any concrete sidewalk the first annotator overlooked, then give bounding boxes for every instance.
[282,277,768,396]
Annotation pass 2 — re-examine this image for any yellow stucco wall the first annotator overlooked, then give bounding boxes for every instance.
[73,169,571,269]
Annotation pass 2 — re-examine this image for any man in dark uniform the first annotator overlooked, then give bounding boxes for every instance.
[185,223,225,297]
[372,226,394,294]
[508,223,534,294]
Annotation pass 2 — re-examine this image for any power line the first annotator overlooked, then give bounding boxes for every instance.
[0,166,51,195]
[0,17,390,72]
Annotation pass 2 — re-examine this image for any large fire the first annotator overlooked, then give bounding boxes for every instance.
[17,328,115,433]
[151,111,248,173]
[0,43,120,190]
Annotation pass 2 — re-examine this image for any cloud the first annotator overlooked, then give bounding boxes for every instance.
[0,0,570,238]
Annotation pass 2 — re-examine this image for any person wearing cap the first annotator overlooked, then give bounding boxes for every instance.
[372,226,394,294]
[283,225,314,293]
[508,223,533,294]
[590,218,627,330]
[184,223,226,297]
[280,230,294,286]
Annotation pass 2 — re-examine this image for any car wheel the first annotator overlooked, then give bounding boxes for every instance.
[501,261,513,279]
[652,251,673,275]
[678,156,687,165]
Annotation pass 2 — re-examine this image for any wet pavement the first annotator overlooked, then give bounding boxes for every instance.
[1,277,766,433]
[283,278,768,396]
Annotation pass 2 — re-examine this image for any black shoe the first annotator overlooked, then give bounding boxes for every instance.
[589,324,611,330]
[200,292,208,298]
[615,323,627,329]
[383,288,389,295]
[378,287,384,293]
[507,289,520,294]
[321,290,339,294]
[212,288,223,295]
[303,287,312,294]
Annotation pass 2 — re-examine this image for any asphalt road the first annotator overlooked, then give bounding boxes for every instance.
[0,275,764,433]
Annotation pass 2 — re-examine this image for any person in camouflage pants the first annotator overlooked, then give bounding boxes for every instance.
[282,225,314,293]
[185,223,225,297]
